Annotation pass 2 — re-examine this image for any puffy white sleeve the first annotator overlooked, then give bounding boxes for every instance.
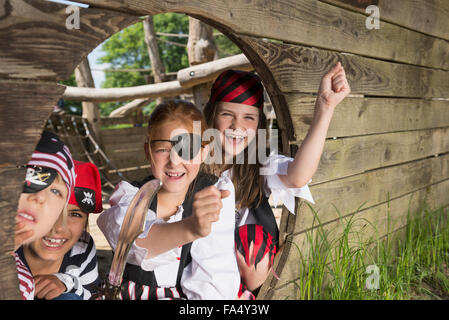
[96,181,167,269]
[261,152,315,214]
[181,175,240,300]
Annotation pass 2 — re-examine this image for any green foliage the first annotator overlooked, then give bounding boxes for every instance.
[95,13,242,116]
[97,13,189,116]
[287,202,449,300]
[214,32,242,58]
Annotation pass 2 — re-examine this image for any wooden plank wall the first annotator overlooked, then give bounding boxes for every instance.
[0,0,140,299]
[75,0,449,299]
[2,0,448,300]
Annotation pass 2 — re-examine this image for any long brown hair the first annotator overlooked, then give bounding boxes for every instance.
[202,99,268,209]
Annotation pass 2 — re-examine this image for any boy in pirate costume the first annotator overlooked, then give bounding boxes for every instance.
[16,160,103,300]
[203,63,350,298]
[14,130,76,300]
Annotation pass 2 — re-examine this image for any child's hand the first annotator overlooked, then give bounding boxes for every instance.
[34,274,67,300]
[13,218,34,252]
[189,186,229,238]
[316,62,351,111]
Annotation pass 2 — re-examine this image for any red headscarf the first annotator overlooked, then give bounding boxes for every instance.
[68,160,103,214]
[209,69,264,109]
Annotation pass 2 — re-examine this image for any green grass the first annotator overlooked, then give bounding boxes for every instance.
[287,202,449,300]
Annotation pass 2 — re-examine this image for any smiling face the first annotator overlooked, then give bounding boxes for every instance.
[17,174,68,244]
[149,120,205,197]
[25,204,87,264]
[214,102,260,158]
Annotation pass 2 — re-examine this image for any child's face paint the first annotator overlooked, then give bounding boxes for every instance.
[27,204,87,262]
[17,175,68,244]
[150,121,203,196]
[214,102,259,157]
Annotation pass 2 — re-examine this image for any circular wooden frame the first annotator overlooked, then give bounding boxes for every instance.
[0,0,297,299]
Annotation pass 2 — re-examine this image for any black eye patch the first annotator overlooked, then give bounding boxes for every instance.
[152,133,202,161]
[23,166,58,194]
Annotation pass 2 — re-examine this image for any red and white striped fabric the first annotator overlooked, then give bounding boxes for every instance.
[27,131,76,202]
[15,253,34,300]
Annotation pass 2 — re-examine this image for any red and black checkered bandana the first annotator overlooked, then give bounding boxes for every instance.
[209,70,264,109]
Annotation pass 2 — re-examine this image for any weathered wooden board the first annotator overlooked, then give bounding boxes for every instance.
[266,178,449,299]
[241,37,449,98]
[101,127,147,145]
[288,96,449,140]
[0,80,65,299]
[321,0,449,41]
[293,154,449,235]
[0,0,139,80]
[78,0,449,70]
[312,127,449,185]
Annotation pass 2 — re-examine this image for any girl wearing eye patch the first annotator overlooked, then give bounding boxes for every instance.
[97,99,240,299]
[203,63,350,298]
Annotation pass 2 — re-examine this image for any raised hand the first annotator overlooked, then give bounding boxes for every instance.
[316,62,351,110]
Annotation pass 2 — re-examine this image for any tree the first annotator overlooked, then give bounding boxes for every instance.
[95,13,241,116]
[96,13,190,116]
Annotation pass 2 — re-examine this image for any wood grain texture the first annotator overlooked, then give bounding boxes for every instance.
[242,37,449,98]
[321,0,449,41]
[296,154,449,236]
[0,80,65,299]
[78,0,449,70]
[288,96,449,140]
[312,127,449,184]
[0,0,139,80]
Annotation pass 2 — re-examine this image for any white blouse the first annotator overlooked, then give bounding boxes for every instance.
[224,152,315,227]
[97,175,240,300]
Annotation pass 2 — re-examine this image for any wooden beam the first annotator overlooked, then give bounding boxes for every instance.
[177,53,252,88]
[77,0,449,70]
[242,37,449,98]
[320,0,449,41]
[63,80,189,102]
[313,127,449,185]
[109,98,153,117]
[0,79,65,299]
[0,0,139,80]
[63,53,252,102]
[299,154,449,235]
[287,96,449,140]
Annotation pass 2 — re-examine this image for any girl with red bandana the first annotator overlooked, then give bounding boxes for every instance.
[203,63,351,298]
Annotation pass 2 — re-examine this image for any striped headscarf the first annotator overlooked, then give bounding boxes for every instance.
[209,69,264,109]
[26,130,75,203]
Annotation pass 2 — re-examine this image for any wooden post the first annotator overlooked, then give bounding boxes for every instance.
[187,17,217,110]
[74,57,103,142]
[143,15,166,112]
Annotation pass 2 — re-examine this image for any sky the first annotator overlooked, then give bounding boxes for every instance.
[88,44,109,88]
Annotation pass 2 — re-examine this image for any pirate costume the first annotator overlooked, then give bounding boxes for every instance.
[15,131,76,300]
[17,158,103,300]
[97,172,240,300]
[209,70,315,298]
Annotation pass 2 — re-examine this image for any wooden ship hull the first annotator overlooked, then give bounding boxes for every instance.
[1,0,448,299]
